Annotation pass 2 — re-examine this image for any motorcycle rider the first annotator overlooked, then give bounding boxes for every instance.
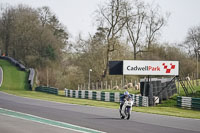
[119,91,132,117]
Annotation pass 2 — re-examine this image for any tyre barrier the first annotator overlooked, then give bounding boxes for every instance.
[0,56,25,71]
[65,89,149,107]
[28,68,35,90]
[35,86,58,95]
[177,96,200,110]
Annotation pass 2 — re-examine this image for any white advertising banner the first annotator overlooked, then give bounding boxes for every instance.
[123,60,179,75]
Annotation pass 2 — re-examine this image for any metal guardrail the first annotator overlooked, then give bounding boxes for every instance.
[65,89,149,107]
[0,56,25,71]
[28,68,35,90]
[177,96,200,110]
[35,86,58,95]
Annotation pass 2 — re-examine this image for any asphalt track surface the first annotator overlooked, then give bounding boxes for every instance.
[0,115,79,133]
[0,92,200,133]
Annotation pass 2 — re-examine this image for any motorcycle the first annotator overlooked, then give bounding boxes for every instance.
[120,97,134,120]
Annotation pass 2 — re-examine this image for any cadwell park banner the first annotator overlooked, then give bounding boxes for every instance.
[123,60,179,76]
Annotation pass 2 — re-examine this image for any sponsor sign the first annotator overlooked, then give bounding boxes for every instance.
[123,60,179,75]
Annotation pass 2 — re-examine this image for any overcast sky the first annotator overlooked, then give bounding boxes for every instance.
[1,0,200,43]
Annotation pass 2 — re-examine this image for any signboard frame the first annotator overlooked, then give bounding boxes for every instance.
[123,60,179,76]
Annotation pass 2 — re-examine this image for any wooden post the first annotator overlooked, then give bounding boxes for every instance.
[110,80,113,89]
[106,81,108,89]
[120,80,123,89]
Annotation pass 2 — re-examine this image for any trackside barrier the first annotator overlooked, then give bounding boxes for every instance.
[28,68,35,90]
[65,89,149,107]
[177,96,200,110]
[35,86,58,95]
[0,56,25,71]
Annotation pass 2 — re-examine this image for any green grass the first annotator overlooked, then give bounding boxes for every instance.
[177,80,200,98]
[134,106,200,119]
[0,59,29,90]
[0,58,200,119]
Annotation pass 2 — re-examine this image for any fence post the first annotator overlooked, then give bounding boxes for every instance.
[110,80,113,89]
[92,82,94,90]
[106,81,108,89]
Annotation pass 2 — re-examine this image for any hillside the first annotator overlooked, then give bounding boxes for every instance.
[0,59,29,90]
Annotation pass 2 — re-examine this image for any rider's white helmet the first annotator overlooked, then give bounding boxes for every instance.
[124,91,129,96]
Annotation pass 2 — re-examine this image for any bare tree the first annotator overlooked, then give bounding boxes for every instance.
[184,25,200,57]
[145,4,168,50]
[96,0,128,78]
[125,0,146,60]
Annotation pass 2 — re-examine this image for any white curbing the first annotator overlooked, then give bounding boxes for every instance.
[0,67,3,87]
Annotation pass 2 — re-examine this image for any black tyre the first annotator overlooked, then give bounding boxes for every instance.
[127,113,130,120]
[121,115,125,119]
[126,107,131,120]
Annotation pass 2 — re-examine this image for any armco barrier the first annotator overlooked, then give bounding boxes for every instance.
[177,96,200,110]
[35,86,58,95]
[0,56,25,71]
[28,68,35,90]
[65,89,149,107]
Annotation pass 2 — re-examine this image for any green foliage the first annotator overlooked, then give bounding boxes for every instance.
[0,5,68,68]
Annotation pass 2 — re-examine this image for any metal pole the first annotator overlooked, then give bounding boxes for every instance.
[88,69,92,90]
[197,52,198,79]
[47,67,49,86]
[122,75,125,87]
[89,70,90,90]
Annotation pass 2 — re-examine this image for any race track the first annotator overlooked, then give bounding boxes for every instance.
[0,92,200,133]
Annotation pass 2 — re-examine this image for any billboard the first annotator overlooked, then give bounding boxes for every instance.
[123,60,179,76]
[109,61,123,75]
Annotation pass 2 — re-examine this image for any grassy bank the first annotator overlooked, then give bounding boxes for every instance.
[0,59,29,90]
